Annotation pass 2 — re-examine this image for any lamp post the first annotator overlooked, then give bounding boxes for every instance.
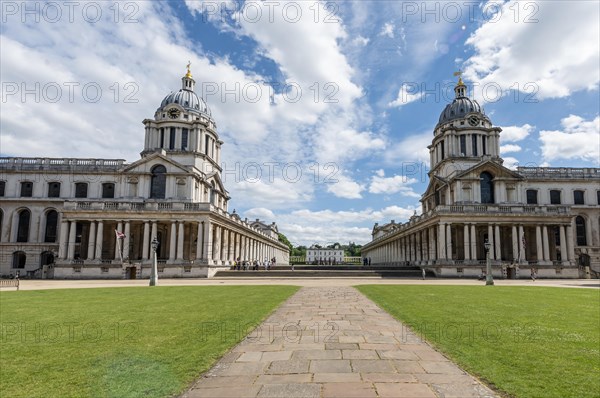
[484,239,494,286]
[150,238,159,286]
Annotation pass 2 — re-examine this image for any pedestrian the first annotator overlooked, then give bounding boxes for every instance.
[291,263,295,271]
[531,267,536,281]
[368,257,371,266]
[422,268,426,280]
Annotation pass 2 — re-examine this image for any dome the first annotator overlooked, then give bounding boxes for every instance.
[160,89,211,116]
[438,96,483,124]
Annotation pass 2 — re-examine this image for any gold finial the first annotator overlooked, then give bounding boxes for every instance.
[185,61,192,78]
[453,70,465,86]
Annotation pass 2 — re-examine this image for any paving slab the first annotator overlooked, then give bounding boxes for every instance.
[181,286,498,398]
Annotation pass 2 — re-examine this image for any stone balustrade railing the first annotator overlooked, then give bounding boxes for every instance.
[0,157,126,171]
[369,203,572,245]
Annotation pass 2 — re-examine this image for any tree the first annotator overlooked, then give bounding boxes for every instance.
[277,233,293,253]
[292,245,307,257]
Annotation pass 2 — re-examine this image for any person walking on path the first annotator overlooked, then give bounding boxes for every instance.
[531,267,536,281]
[422,268,426,280]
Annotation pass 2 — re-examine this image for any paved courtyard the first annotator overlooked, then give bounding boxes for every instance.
[181,286,497,398]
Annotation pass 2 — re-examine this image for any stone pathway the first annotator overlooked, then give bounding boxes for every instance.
[182,286,497,398]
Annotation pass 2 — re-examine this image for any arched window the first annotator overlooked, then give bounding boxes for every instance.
[480,172,494,204]
[150,165,167,199]
[17,209,31,242]
[575,216,587,246]
[45,210,59,243]
[40,251,54,266]
[102,183,115,198]
[12,251,26,269]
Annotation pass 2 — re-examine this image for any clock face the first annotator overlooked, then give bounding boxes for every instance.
[168,108,180,119]
[468,115,479,126]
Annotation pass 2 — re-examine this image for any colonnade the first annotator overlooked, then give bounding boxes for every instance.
[367,221,576,266]
[57,218,283,265]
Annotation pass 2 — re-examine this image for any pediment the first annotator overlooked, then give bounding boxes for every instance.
[123,153,191,175]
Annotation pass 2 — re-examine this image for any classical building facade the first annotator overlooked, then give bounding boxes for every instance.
[306,245,344,264]
[362,77,600,278]
[0,66,289,279]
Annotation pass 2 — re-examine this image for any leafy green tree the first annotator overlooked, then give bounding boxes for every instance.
[277,233,293,253]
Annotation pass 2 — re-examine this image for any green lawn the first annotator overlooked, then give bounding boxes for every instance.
[357,285,600,398]
[0,285,298,398]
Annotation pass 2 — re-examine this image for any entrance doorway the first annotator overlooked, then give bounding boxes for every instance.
[126,267,137,279]
[506,267,517,279]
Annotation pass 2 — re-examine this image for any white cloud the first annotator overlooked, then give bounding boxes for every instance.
[388,84,425,108]
[326,174,364,199]
[379,22,395,38]
[464,1,600,101]
[502,157,520,170]
[500,124,534,142]
[383,132,431,167]
[243,208,276,222]
[500,144,522,154]
[352,36,370,46]
[539,115,600,163]
[368,170,419,197]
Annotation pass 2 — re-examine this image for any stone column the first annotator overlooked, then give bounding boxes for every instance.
[559,225,568,264]
[95,221,104,260]
[463,224,470,260]
[142,222,150,260]
[177,221,185,260]
[169,221,177,261]
[566,224,575,261]
[87,221,96,261]
[196,222,203,260]
[438,223,446,260]
[494,225,501,261]
[535,225,543,262]
[487,224,495,260]
[518,225,526,263]
[470,224,477,260]
[58,220,69,259]
[203,221,213,262]
[124,221,131,260]
[429,227,436,261]
[221,228,228,263]
[213,225,220,263]
[446,224,453,261]
[542,225,550,261]
[115,221,123,260]
[512,225,518,262]
[67,221,77,260]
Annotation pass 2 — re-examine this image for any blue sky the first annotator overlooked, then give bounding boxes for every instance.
[1,1,599,246]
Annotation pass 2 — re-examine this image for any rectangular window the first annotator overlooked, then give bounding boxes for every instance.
[20,182,33,197]
[0,181,5,197]
[574,190,585,205]
[597,191,600,205]
[169,127,176,150]
[550,190,561,205]
[160,128,165,148]
[181,128,188,150]
[204,135,209,155]
[526,189,538,204]
[48,182,61,198]
[472,135,478,156]
[460,135,466,156]
[75,183,88,198]
[482,137,487,155]
[102,183,115,199]
[440,142,445,160]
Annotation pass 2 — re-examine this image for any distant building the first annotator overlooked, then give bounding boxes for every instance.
[362,76,599,279]
[0,65,289,279]
[306,244,344,264]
